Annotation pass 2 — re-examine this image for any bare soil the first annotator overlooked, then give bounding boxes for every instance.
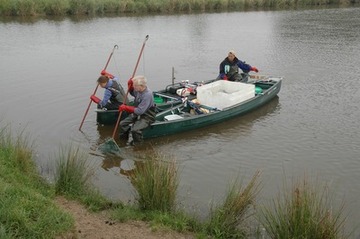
[55,196,195,239]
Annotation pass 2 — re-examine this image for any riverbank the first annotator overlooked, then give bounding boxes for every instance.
[0,125,352,238]
[0,126,197,238]
[0,0,359,16]
[54,196,194,239]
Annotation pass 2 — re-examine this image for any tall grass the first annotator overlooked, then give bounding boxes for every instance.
[130,152,179,212]
[53,144,117,211]
[206,171,262,239]
[260,177,349,239]
[0,125,73,238]
[54,145,93,196]
[0,0,358,16]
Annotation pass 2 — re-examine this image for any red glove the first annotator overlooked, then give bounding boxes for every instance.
[127,78,134,91]
[100,70,114,79]
[90,95,101,104]
[250,66,259,73]
[223,75,228,81]
[119,104,135,113]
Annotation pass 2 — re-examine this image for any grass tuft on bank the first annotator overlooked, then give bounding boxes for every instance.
[53,144,122,211]
[206,171,262,238]
[130,152,179,212]
[260,177,349,239]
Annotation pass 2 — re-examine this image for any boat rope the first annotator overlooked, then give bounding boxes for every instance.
[111,51,121,78]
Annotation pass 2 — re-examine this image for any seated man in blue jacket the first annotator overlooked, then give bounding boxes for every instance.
[218,50,259,82]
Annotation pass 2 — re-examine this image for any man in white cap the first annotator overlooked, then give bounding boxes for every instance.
[118,75,156,146]
[218,50,259,82]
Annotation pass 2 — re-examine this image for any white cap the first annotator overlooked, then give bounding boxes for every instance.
[229,50,236,56]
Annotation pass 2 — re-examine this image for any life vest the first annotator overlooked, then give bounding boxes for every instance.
[108,80,127,103]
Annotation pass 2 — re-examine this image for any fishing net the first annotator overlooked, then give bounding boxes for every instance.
[98,138,121,155]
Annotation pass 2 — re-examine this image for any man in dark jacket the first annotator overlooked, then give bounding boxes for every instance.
[218,50,259,82]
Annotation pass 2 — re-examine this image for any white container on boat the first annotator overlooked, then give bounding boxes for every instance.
[164,114,183,121]
[196,80,255,110]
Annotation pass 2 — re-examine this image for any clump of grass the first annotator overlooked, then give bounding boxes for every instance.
[0,126,35,174]
[206,171,262,239]
[54,145,93,196]
[130,152,179,212]
[260,177,349,239]
[53,144,117,211]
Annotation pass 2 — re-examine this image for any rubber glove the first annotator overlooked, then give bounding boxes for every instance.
[127,78,134,91]
[90,95,101,104]
[219,73,228,80]
[100,70,114,79]
[250,66,259,73]
[119,104,135,113]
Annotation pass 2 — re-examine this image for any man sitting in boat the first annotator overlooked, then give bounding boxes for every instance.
[90,70,127,110]
[118,75,156,146]
[218,50,259,82]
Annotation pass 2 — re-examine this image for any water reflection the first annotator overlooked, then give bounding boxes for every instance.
[98,142,162,180]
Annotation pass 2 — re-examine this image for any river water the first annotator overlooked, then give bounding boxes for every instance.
[1,6,360,236]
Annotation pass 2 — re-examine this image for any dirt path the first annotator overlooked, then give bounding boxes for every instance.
[55,196,194,239]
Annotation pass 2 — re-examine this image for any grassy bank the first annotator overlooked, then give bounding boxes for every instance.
[0,125,351,238]
[0,127,73,238]
[0,0,359,16]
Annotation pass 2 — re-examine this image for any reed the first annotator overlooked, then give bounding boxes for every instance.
[53,144,118,211]
[0,0,358,16]
[206,171,262,239]
[130,152,179,212]
[54,145,93,196]
[260,177,349,239]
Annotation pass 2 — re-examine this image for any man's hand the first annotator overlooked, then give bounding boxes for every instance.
[119,104,135,113]
[250,66,259,73]
[90,95,101,104]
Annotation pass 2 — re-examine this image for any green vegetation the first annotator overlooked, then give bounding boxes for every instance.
[0,126,73,238]
[260,178,349,239]
[206,171,261,238]
[130,152,179,212]
[0,0,358,16]
[53,145,121,211]
[0,124,351,238]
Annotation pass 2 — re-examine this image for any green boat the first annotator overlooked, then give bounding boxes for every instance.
[96,75,282,139]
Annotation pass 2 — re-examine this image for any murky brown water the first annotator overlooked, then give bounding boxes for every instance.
[1,6,360,236]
